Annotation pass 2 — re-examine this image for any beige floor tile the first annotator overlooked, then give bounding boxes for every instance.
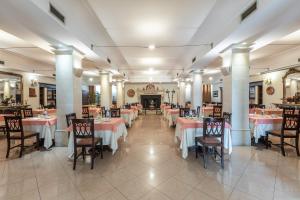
[140,189,171,200]
[156,177,193,200]
[183,189,216,200]
[229,189,260,200]
[115,176,154,200]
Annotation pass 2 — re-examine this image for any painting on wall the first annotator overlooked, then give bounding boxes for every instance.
[29,88,37,97]
[127,89,135,97]
[213,90,218,97]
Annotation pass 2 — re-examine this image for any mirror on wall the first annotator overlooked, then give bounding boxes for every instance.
[283,68,300,104]
[0,71,22,105]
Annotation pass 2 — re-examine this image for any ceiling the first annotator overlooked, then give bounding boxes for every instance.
[0,0,300,82]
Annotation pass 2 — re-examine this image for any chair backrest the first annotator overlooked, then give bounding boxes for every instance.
[283,107,295,115]
[257,104,265,109]
[203,117,225,140]
[4,116,23,133]
[4,109,22,117]
[23,108,33,118]
[217,103,222,106]
[212,105,222,118]
[179,108,190,117]
[171,104,176,109]
[110,108,121,118]
[223,112,232,124]
[100,107,106,117]
[202,103,206,107]
[66,113,77,127]
[72,118,94,139]
[82,106,90,118]
[281,114,300,132]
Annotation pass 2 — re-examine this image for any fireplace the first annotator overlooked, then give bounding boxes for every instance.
[140,95,161,109]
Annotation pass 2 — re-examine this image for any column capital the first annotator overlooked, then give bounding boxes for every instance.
[192,69,204,75]
[52,45,85,58]
[99,70,110,75]
[231,43,251,53]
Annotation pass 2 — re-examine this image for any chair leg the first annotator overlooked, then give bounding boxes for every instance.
[221,146,224,169]
[6,138,10,158]
[73,149,77,170]
[265,133,269,149]
[195,139,198,158]
[100,140,103,159]
[82,147,85,160]
[295,136,300,156]
[280,137,286,156]
[36,135,39,150]
[91,146,95,170]
[203,146,207,169]
[19,139,24,158]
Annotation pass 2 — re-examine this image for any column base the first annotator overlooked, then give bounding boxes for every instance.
[55,130,68,147]
[231,129,251,146]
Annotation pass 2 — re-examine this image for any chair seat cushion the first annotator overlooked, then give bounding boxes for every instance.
[77,138,101,146]
[196,136,221,146]
[267,130,297,137]
[10,131,39,139]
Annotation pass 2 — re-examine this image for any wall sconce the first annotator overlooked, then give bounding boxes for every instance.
[264,78,272,85]
[31,79,38,87]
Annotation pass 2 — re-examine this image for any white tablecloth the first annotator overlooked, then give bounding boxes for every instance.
[167,113,179,127]
[67,123,127,158]
[121,112,134,127]
[175,123,232,159]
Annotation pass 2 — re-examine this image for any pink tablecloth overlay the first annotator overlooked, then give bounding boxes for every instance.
[167,109,179,115]
[176,117,231,130]
[249,114,282,125]
[22,117,57,126]
[33,109,56,115]
[68,118,125,133]
[121,109,133,114]
[251,108,283,115]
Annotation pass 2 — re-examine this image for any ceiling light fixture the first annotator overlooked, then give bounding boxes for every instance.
[141,58,161,65]
[209,77,213,81]
[148,44,155,50]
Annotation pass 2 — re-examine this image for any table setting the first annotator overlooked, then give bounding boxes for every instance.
[67,116,127,158]
[175,116,232,159]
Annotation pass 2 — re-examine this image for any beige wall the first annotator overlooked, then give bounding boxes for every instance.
[124,83,178,104]
[250,70,286,106]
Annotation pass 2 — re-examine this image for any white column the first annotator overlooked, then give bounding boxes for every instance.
[100,71,111,109]
[179,81,186,106]
[231,46,251,145]
[116,81,123,107]
[221,51,232,113]
[192,72,203,109]
[54,46,83,146]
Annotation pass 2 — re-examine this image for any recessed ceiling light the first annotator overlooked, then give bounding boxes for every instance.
[148,44,155,50]
[89,78,93,82]
[141,57,161,65]
[209,77,213,81]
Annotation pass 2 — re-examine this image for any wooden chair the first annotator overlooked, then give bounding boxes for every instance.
[210,105,222,118]
[265,114,300,156]
[179,108,190,117]
[101,107,106,117]
[72,119,103,170]
[223,112,232,125]
[4,116,39,158]
[66,113,77,138]
[195,117,225,168]
[22,108,33,118]
[257,104,265,109]
[82,106,90,118]
[283,107,295,115]
[110,108,121,118]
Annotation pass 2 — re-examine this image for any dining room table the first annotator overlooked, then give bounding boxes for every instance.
[249,114,283,143]
[121,109,135,127]
[202,107,213,117]
[67,117,127,158]
[250,108,283,116]
[175,117,232,159]
[0,114,57,149]
[166,109,179,127]
[22,116,57,149]
[89,107,101,117]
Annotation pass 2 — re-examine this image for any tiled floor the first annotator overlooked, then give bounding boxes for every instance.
[0,114,299,200]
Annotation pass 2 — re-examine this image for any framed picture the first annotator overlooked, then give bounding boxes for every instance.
[29,88,37,97]
[213,90,218,97]
[249,86,255,99]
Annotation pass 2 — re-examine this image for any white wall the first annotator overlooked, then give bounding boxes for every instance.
[22,73,55,109]
[124,83,178,104]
